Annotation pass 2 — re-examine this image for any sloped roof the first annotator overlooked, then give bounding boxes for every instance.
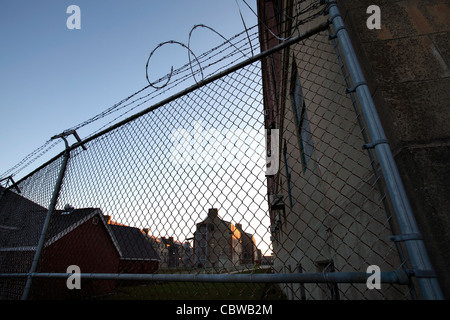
[0,187,49,248]
[44,208,104,247]
[49,208,100,236]
[0,188,160,261]
[109,224,160,261]
[0,207,101,249]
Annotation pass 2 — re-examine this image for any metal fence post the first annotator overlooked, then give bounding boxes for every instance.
[0,176,21,202]
[326,0,443,300]
[20,136,71,300]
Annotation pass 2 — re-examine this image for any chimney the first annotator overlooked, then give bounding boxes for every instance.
[235,223,242,230]
[105,215,111,224]
[142,228,150,235]
[208,208,218,219]
[63,204,75,214]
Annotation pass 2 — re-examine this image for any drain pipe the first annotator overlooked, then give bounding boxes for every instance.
[325,0,443,299]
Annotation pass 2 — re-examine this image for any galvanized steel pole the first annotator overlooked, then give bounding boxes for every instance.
[4,270,411,285]
[21,137,71,300]
[326,0,443,299]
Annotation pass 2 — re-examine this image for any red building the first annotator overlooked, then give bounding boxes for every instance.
[36,208,160,299]
[34,209,121,299]
[0,188,160,299]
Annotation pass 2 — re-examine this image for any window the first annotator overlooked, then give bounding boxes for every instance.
[283,140,294,208]
[316,261,340,300]
[290,61,314,173]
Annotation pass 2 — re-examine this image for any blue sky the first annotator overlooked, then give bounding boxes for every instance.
[0,0,258,179]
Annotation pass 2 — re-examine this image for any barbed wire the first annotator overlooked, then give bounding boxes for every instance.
[0,0,325,182]
[0,139,62,180]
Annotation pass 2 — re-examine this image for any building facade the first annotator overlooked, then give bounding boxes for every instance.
[257,0,450,299]
[192,208,260,269]
[193,208,242,268]
[336,0,450,299]
[235,223,261,265]
[151,236,193,269]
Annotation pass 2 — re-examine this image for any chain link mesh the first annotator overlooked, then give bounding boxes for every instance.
[0,156,63,299]
[0,0,420,300]
[269,29,413,300]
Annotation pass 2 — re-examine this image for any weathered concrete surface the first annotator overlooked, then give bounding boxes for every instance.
[337,0,450,298]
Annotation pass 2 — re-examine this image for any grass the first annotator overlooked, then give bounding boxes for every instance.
[98,268,287,300]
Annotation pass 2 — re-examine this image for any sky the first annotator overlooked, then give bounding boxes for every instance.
[0,1,273,254]
[0,0,259,179]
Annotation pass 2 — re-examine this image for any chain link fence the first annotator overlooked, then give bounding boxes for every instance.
[269,27,413,301]
[0,0,440,300]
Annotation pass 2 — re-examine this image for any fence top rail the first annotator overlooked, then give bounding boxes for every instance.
[4,21,330,191]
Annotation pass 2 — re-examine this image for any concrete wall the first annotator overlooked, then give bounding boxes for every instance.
[336,0,450,298]
[258,0,423,299]
[273,33,406,299]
